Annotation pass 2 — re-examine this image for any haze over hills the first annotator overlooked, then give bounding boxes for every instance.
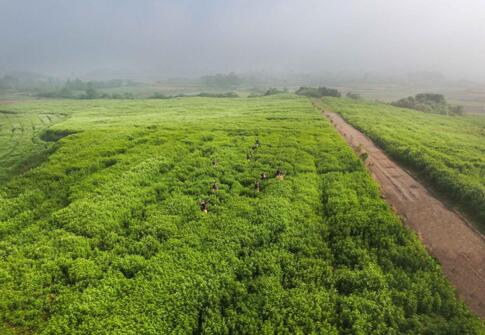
[2,0,485,81]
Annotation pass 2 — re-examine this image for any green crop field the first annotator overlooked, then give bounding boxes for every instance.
[0,96,483,334]
[0,105,68,182]
[322,98,485,226]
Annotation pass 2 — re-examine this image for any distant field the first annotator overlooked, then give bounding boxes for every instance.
[0,96,482,334]
[334,82,485,114]
[322,97,485,225]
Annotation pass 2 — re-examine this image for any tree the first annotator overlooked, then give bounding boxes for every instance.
[295,86,341,98]
[84,86,99,99]
[346,92,362,100]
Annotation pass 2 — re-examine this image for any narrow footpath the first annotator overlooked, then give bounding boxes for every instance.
[320,107,485,318]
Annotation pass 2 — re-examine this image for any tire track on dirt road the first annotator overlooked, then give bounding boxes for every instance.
[317,104,485,319]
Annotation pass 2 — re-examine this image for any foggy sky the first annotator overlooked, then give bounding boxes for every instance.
[1,0,485,80]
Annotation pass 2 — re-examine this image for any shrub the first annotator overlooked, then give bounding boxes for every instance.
[391,93,463,115]
[295,86,341,98]
[346,92,362,100]
[264,88,288,96]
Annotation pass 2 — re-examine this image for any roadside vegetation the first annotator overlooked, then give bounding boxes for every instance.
[322,97,485,225]
[0,96,482,334]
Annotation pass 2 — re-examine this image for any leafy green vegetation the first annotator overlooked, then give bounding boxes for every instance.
[322,97,485,225]
[0,96,483,334]
[391,93,464,115]
[0,107,68,182]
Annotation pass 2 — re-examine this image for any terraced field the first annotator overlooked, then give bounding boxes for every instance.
[0,104,68,181]
[0,96,483,334]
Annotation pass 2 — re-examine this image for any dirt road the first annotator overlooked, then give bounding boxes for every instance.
[322,110,485,318]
